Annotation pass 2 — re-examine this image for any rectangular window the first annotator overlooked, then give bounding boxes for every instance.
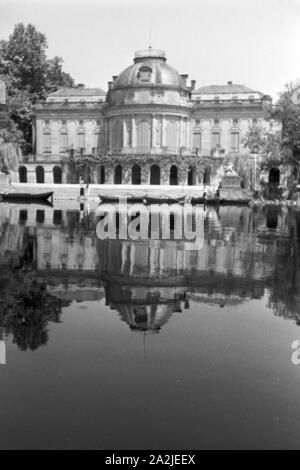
[94,132,100,149]
[193,132,201,151]
[60,132,68,152]
[43,132,51,153]
[230,132,239,150]
[77,132,85,150]
[212,132,220,148]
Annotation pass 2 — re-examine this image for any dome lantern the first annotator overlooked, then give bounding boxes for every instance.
[134,48,167,63]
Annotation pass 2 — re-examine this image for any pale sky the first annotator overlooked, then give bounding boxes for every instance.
[0,0,300,100]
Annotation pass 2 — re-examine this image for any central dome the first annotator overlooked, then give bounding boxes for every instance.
[113,49,186,89]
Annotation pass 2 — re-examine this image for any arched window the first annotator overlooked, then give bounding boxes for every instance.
[169,165,178,185]
[132,165,141,185]
[188,167,196,186]
[114,164,122,184]
[19,166,27,183]
[53,166,62,184]
[36,166,45,183]
[98,166,105,184]
[150,165,160,185]
[137,66,152,82]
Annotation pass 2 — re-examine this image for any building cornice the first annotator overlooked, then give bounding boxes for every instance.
[109,83,191,94]
[105,103,192,117]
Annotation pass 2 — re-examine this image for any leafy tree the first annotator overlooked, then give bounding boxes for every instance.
[243,123,282,169]
[46,56,75,93]
[272,80,300,180]
[0,23,75,153]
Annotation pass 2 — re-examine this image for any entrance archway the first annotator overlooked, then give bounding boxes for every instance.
[132,165,141,185]
[269,168,280,186]
[98,166,105,184]
[150,165,160,185]
[19,166,27,183]
[188,166,196,185]
[53,166,62,184]
[169,165,178,185]
[36,166,45,183]
[114,164,122,184]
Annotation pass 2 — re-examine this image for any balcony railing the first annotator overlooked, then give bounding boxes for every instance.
[134,49,166,59]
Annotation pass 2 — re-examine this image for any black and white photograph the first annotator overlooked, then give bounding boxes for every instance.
[0,0,300,452]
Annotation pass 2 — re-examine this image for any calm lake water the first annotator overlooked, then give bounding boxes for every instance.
[0,202,300,449]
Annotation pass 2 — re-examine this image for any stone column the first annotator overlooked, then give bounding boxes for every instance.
[162,115,167,147]
[197,168,204,186]
[32,119,36,154]
[62,163,68,184]
[131,115,136,149]
[161,166,169,185]
[109,118,113,152]
[179,168,187,185]
[179,117,183,149]
[90,167,97,184]
[186,120,190,149]
[141,164,150,185]
[151,114,155,150]
[106,166,114,184]
[123,165,132,184]
[129,245,136,275]
[123,118,127,150]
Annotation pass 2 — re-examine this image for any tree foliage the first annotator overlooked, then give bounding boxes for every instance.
[0,23,75,153]
[243,123,282,170]
[272,80,300,176]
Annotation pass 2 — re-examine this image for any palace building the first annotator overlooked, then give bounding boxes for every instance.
[19,48,274,187]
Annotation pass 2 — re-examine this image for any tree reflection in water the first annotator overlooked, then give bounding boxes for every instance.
[0,270,66,350]
[268,210,300,325]
[0,223,66,350]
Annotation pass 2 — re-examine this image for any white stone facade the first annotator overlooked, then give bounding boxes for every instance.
[20,48,274,187]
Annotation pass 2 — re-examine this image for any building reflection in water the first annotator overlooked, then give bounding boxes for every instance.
[0,203,299,349]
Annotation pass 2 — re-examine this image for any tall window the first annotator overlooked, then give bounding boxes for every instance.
[193,133,201,151]
[132,165,141,185]
[77,133,85,151]
[94,131,100,151]
[60,132,68,152]
[137,120,150,151]
[169,165,178,185]
[53,166,62,184]
[98,166,105,184]
[230,132,239,151]
[166,119,178,149]
[19,166,27,183]
[114,165,122,184]
[36,166,45,183]
[43,132,51,153]
[212,132,220,148]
